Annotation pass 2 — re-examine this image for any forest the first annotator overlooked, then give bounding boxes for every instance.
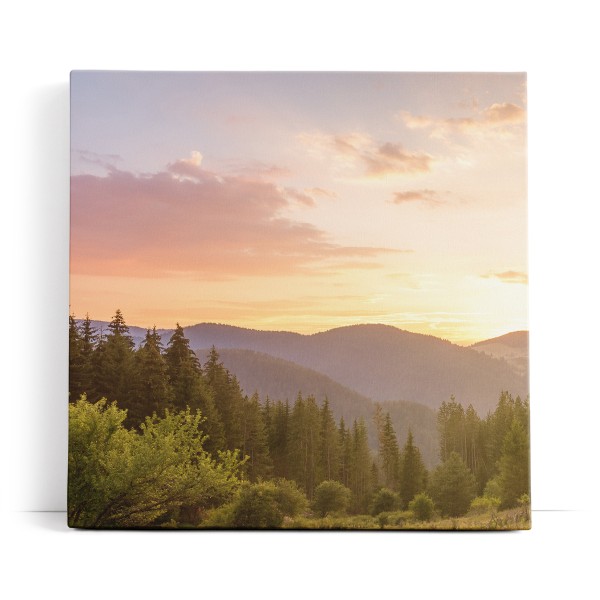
[68,310,530,530]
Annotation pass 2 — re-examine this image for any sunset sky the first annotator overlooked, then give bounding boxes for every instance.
[70,72,527,345]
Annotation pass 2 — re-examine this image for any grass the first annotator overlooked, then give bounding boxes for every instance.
[279,506,531,531]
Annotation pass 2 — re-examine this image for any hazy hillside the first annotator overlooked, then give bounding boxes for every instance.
[471,331,528,376]
[83,319,527,416]
[189,323,527,413]
[201,347,373,422]
[197,347,440,468]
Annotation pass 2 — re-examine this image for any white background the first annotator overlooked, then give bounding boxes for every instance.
[1,1,598,597]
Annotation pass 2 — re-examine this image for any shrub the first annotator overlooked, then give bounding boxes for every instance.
[231,483,284,528]
[271,478,309,517]
[483,477,502,500]
[370,488,401,515]
[408,493,435,521]
[470,495,501,515]
[313,480,352,517]
[204,479,309,529]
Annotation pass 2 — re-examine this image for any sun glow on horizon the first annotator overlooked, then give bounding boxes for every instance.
[70,72,527,346]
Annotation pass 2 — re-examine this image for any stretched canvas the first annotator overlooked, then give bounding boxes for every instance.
[69,71,530,530]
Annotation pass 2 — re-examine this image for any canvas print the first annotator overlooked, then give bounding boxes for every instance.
[69,72,530,530]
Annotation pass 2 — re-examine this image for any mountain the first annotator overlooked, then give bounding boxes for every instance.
[81,319,527,414]
[188,323,527,414]
[199,347,439,467]
[471,331,528,377]
[201,347,373,422]
[79,320,172,349]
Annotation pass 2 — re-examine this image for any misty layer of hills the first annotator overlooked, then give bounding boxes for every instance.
[83,320,528,467]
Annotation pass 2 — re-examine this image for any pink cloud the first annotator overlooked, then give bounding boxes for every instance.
[71,162,404,279]
[391,189,441,205]
[399,102,526,139]
[300,131,433,178]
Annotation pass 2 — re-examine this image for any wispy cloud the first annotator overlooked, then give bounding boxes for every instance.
[391,189,442,206]
[481,271,528,284]
[72,149,123,170]
[399,102,525,140]
[71,154,406,279]
[299,131,433,178]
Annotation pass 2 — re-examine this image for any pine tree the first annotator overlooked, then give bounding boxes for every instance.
[287,393,321,499]
[338,416,352,487]
[399,428,427,508]
[437,396,467,463]
[92,309,136,410]
[319,398,340,482]
[270,400,290,478]
[497,418,530,508]
[348,418,373,513]
[79,314,98,398]
[203,346,243,451]
[131,327,173,424]
[69,315,85,401]
[429,451,476,517]
[240,393,273,482]
[166,329,224,453]
[378,412,401,490]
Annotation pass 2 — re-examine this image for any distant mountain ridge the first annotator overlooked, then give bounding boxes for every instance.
[80,320,528,414]
[197,347,439,467]
[471,331,528,377]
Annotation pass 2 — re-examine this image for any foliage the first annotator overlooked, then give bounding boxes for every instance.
[231,482,285,528]
[409,492,435,521]
[429,452,476,517]
[469,495,501,515]
[313,480,352,517]
[348,418,374,513]
[497,418,530,508]
[399,428,428,508]
[68,398,242,528]
[483,476,503,499]
[374,408,401,490]
[370,487,401,515]
[207,478,308,529]
[67,311,530,530]
[270,478,309,517]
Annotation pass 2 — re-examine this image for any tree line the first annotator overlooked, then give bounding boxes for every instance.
[69,310,529,528]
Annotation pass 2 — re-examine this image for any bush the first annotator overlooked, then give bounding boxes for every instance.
[271,478,309,517]
[313,480,352,517]
[231,483,284,528]
[408,493,435,521]
[371,488,401,515]
[469,495,501,515]
[204,479,309,529]
[483,477,502,500]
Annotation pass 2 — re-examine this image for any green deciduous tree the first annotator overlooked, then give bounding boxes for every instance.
[68,398,242,528]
